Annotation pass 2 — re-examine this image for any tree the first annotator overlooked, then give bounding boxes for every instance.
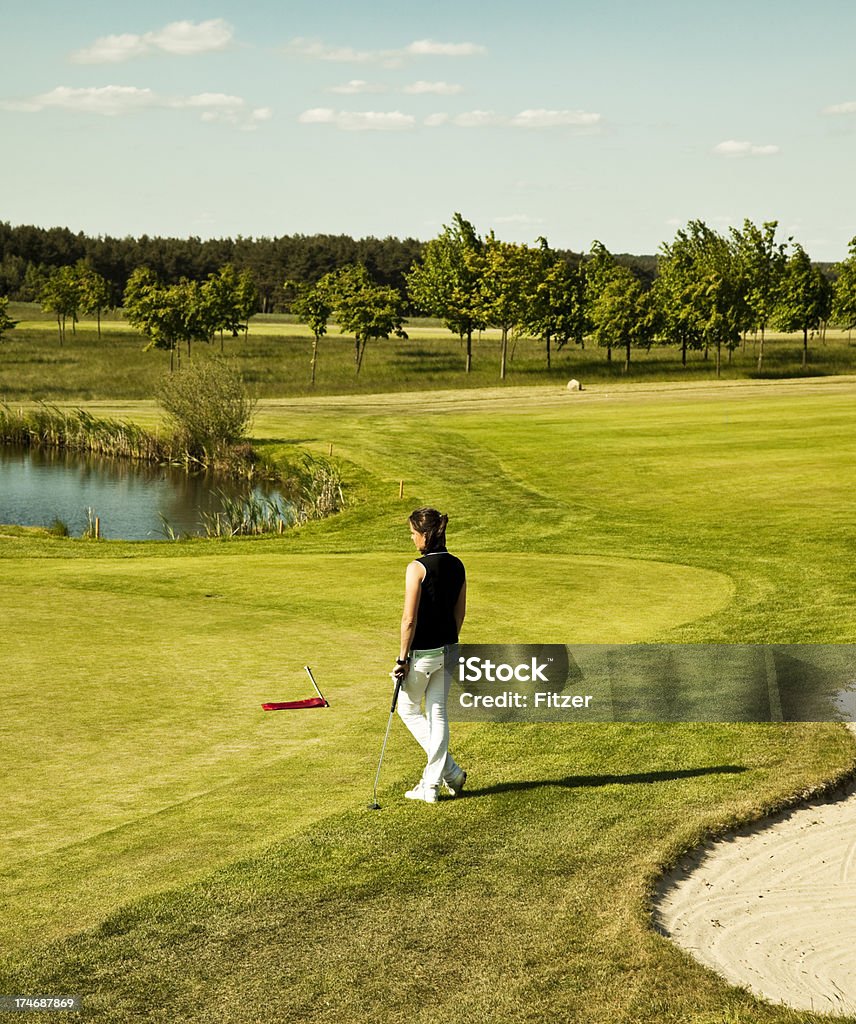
[289,277,333,385]
[774,244,833,368]
[201,264,257,351]
[471,234,535,380]
[832,236,856,340]
[0,296,18,342]
[730,219,787,372]
[328,264,406,374]
[525,239,584,369]
[654,222,747,377]
[76,261,112,339]
[406,213,484,372]
[581,241,620,360]
[124,268,190,371]
[40,265,81,344]
[588,264,656,371]
[235,268,258,341]
[653,239,705,366]
[22,263,48,303]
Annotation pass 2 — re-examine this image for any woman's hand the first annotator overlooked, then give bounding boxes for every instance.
[393,657,410,683]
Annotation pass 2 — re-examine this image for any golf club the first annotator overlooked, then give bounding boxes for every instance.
[368,674,403,810]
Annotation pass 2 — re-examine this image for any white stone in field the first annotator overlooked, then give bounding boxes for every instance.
[567,379,582,391]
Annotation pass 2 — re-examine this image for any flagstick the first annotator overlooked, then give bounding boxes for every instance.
[304,665,329,706]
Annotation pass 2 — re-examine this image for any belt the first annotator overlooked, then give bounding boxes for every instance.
[410,646,446,658]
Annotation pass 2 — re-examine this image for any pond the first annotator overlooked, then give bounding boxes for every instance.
[0,444,287,540]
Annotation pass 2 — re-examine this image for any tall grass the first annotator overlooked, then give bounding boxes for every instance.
[199,491,292,538]
[0,403,169,461]
[199,456,345,537]
[294,454,345,520]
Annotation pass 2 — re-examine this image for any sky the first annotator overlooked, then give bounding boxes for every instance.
[1,0,855,259]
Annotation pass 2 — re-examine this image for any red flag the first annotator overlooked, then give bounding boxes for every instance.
[262,696,328,711]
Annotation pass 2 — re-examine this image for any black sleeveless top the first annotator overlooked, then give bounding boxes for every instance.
[411,550,466,651]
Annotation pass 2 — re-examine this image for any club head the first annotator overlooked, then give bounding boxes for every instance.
[367,801,382,811]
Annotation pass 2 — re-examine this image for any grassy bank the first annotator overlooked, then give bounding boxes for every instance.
[1,379,855,1022]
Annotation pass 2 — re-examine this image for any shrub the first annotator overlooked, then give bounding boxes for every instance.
[48,518,69,537]
[156,359,256,456]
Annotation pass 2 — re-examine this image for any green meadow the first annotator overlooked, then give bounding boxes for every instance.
[3,303,856,401]
[1,374,856,1022]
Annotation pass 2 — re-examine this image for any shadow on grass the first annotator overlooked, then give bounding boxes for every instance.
[468,764,747,797]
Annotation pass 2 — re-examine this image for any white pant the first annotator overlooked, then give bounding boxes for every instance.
[397,648,462,789]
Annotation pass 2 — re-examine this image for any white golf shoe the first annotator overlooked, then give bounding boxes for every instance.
[405,781,438,803]
[443,768,467,798]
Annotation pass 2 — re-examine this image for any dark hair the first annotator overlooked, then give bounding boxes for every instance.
[409,507,449,553]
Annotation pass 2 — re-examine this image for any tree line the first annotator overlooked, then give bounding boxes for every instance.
[0,220,660,312]
[288,215,856,379]
[0,223,426,311]
[4,214,856,382]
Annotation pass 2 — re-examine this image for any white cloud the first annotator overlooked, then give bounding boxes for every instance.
[3,84,270,129]
[24,85,158,116]
[329,80,387,95]
[823,100,856,115]
[143,19,233,56]
[298,107,337,124]
[405,39,486,57]
[295,104,603,133]
[404,81,463,95]
[298,108,415,131]
[71,34,148,64]
[284,36,485,66]
[418,108,601,130]
[72,18,233,63]
[339,111,414,131]
[453,109,502,127]
[713,139,780,157]
[287,38,378,63]
[510,108,601,128]
[178,92,244,110]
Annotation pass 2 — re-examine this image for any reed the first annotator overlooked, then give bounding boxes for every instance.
[199,490,293,538]
[0,403,173,462]
[82,507,100,540]
[293,454,345,521]
[198,457,345,538]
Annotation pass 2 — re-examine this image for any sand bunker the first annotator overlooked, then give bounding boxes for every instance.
[654,725,856,1016]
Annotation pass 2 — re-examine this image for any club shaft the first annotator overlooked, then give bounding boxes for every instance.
[304,665,328,705]
[372,678,403,806]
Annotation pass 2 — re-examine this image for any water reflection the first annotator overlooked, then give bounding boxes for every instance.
[0,444,285,540]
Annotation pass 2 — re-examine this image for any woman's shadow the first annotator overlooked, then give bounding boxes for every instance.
[466,764,747,798]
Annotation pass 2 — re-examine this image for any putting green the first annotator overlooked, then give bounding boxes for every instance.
[0,549,729,952]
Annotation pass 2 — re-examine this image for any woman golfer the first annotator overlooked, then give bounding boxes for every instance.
[393,507,468,803]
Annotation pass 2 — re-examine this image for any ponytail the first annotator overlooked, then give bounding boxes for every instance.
[408,507,448,553]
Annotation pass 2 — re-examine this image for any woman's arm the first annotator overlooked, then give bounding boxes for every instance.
[395,561,425,678]
[454,579,467,636]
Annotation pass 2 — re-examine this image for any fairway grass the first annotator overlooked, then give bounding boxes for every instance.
[2,378,856,1022]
